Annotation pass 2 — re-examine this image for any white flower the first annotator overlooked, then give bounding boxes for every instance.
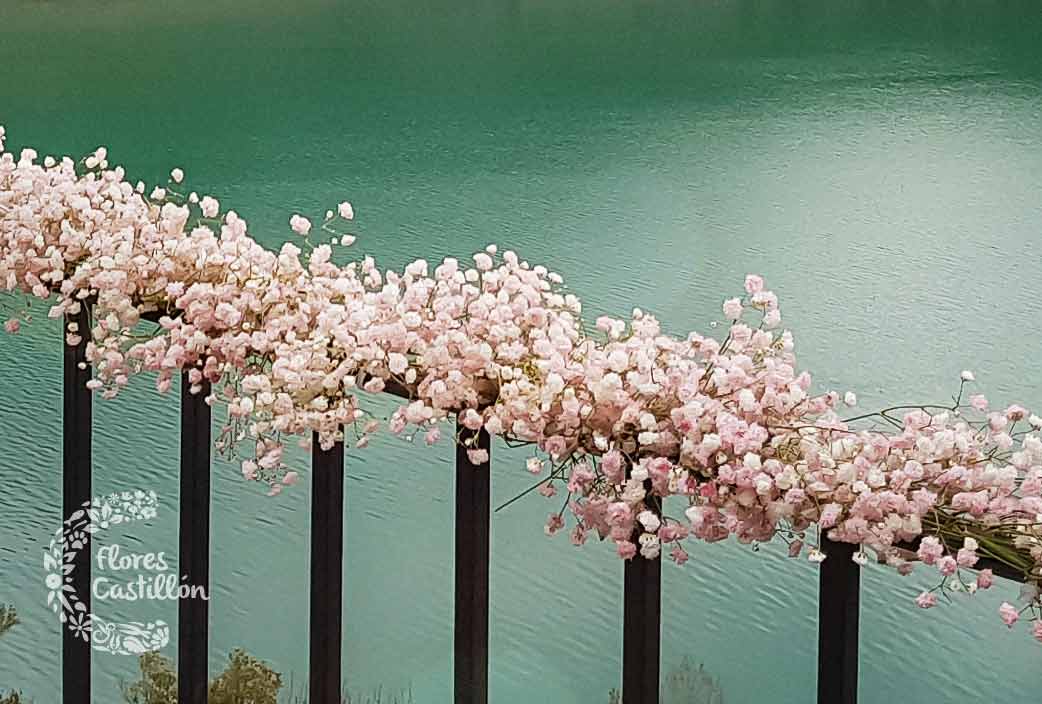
[722,297,743,320]
[638,533,660,559]
[637,510,661,533]
[843,391,857,407]
[1029,414,1042,429]
[170,168,184,184]
[852,551,868,566]
[290,214,311,235]
[808,548,827,563]
[526,457,543,474]
[961,370,975,382]
[338,201,354,220]
[199,196,220,218]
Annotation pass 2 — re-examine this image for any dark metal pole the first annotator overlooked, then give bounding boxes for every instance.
[817,536,860,704]
[178,372,212,704]
[62,305,92,704]
[454,425,490,704]
[309,431,345,703]
[622,468,661,704]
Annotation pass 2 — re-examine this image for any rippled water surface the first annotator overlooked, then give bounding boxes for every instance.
[1,1,1041,701]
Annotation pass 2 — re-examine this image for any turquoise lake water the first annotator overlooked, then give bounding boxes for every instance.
[1,1,1041,701]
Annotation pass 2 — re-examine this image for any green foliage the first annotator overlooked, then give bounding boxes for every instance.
[120,652,177,704]
[663,658,724,704]
[121,649,281,704]
[0,605,25,704]
[284,684,415,703]
[341,689,414,704]
[0,605,18,638]
[607,659,724,704]
[208,649,281,704]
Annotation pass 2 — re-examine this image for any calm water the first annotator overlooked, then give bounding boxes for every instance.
[1,1,1041,701]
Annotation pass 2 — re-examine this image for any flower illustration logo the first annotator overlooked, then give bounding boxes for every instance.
[43,490,170,655]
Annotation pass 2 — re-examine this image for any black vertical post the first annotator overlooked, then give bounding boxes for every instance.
[62,305,92,704]
[622,466,661,704]
[454,425,490,704]
[817,536,860,704]
[310,431,345,703]
[178,372,212,704]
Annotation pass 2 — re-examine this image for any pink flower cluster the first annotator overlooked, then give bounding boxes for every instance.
[2,133,1040,639]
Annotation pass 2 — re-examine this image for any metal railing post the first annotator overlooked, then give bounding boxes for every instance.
[817,536,860,704]
[454,426,490,704]
[62,305,92,704]
[309,432,346,703]
[178,372,212,703]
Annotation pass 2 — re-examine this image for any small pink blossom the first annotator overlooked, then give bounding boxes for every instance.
[999,602,1019,628]
[616,540,637,561]
[915,592,937,609]
[3,319,19,333]
[544,513,564,536]
[722,298,743,320]
[936,556,957,576]
[969,394,989,411]
[199,196,220,218]
[290,214,311,235]
[744,274,764,295]
[917,536,944,565]
[424,427,441,445]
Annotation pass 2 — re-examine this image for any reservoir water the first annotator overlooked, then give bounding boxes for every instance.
[1,1,1041,701]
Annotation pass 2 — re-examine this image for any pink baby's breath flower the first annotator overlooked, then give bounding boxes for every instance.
[544,513,564,536]
[199,196,220,218]
[969,394,989,411]
[999,602,1019,628]
[424,427,441,446]
[917,536,944,565]
[616,540,637,561]
[290,214,311,235]
[744,274,764,295]
[915,592,937,609]
[3,319,19,333]
[722,298,743,320]
[936,555,957,576]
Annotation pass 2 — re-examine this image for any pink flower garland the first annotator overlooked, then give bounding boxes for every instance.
[2,131,1040,638]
